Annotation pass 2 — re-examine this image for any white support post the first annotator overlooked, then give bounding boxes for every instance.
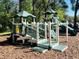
[22,18,25,36]
[48,22,51,47]
[33,18,36,24]
[66,21,68,46]
[12,34,15,44]
[12,18,15,33]
[56,22,59,44]
[26,22,29,36]
[26,22,29,26]
[21,17,23,23]
[22,17,23,34]
[37,22,39,44]
[65,21,69,59]
[21,17,25,44]
[45,22,47,39]
[31,22,33,45]
[25,19,26,22]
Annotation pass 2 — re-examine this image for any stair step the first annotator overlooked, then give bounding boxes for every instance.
[37,39,48,44]
[50,43,59,48]
[26,39,48,44]
[38,43,59,49]
[32,47,48,53]
[52,44,68,52]
[38,43,49,49]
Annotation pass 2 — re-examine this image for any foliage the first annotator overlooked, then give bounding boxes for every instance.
[56,7,65,21]
[0,0,68,32]
[0,0,15,32]
[21,0,32,13]
[50,1,66,21]
[17,0,67,21]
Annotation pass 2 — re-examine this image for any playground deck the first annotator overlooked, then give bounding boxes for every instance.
[0,34,79,59]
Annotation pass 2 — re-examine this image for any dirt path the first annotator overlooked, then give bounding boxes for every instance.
[0,34,79,59]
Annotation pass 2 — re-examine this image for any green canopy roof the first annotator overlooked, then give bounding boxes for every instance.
[17,11,36,18]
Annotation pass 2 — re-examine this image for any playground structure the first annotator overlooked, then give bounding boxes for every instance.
[7,9,79,53]
[9,21,68,53]
[0,1,78,58]
[7,10,69,53]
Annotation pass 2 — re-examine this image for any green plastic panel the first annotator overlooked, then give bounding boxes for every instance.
[52,44,68,52]
[32,47,48,53]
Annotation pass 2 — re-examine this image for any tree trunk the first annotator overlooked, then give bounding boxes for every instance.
[74,0,79,29]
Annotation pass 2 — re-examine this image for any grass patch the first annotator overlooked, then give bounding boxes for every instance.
[0,32,11,35]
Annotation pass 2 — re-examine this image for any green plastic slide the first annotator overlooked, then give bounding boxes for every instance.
[68,26,77,36]
[60,25,77,36]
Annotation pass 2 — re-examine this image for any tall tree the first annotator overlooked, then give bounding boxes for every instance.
[70,0,79,29]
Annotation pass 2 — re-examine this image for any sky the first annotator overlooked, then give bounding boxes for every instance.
[13,0,79,16]
[65,0,79,16]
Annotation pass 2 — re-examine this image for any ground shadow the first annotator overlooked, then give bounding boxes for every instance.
[0,38,37,49]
